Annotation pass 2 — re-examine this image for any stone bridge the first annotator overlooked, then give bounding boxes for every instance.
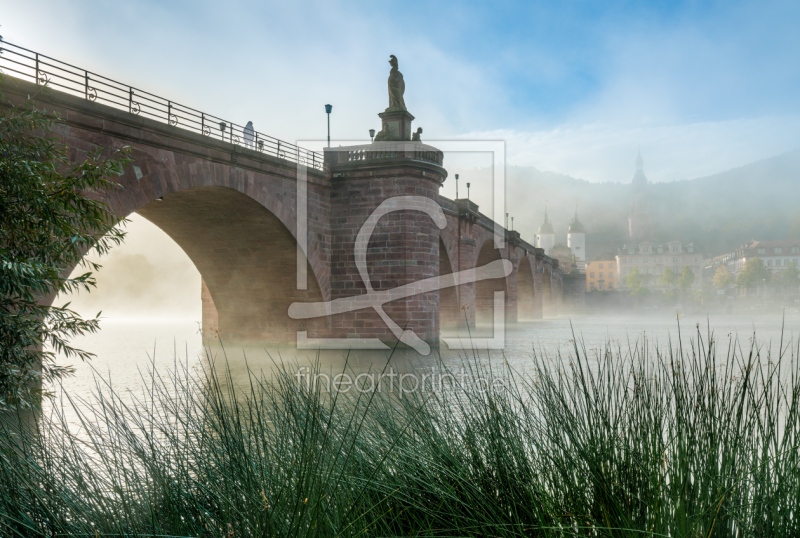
[2,75,577,351]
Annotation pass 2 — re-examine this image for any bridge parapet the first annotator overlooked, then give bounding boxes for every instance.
[0,40,323,170]
[324,142,444,168]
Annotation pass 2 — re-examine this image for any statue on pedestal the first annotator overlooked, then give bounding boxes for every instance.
[373,55,414,142]
[411,127,422,141]
[387,55,406,111]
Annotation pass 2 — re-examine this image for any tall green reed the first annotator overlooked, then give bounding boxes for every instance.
[1,323,798,537]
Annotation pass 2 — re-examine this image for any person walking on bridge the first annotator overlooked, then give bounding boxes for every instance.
[243,121,254,148]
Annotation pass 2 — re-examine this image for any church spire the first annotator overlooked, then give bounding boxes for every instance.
[568,205,585,234]
[635,149,644,171]
[538,207,554,234]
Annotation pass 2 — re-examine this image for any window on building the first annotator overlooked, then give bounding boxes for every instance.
[590,273,594,278]
[672,246,677,252]
[758,248,765,254]
[768,260,773,266]
[599,263,603,269]
[775,247,783,254]
[792,247,799,254]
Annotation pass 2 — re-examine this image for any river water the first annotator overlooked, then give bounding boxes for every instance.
[45,311,800,419]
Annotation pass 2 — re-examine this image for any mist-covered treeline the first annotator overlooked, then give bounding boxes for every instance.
[506,148,800,258]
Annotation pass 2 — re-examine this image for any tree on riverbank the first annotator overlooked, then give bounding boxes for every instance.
[712,266,734,290]
[679,266,695,293]
[625,268,649,297]
[659,267,676,290]
[737,257,770,292]
[0,88,130,409]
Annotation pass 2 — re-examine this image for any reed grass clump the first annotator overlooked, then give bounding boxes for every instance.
[1,325,799,537]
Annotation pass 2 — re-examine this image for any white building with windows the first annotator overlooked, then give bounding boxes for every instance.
[715,240,800,276]
[616,240,703,290]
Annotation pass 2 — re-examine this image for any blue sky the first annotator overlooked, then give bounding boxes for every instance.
[3,0,799,183]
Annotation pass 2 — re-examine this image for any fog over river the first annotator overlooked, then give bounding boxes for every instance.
[45,313,800,420]
[46,215,800,420]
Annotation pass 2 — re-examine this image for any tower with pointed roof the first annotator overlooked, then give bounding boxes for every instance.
[628,150,653,241]
[567,208,586,273]
[537,208,555,253]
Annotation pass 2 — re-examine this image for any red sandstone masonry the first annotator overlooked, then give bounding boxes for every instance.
[1,76,575,348]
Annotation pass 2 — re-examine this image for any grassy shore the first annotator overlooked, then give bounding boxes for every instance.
[2,325,799,537]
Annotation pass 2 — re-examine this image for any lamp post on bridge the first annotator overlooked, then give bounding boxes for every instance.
[466,182,470,201]
[369,129,375,142]
[325,104,332,147]
[455,174,459,199]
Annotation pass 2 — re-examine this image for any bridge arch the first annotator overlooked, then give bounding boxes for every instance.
[542,264,555,316]
[104,145,330,300]
[48,115,333,345]
[134,186,325,344]
[438,237,461,332]
[474,239,509,327]
[517,255,536,321]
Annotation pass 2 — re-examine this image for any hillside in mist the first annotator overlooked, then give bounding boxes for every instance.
[506,148,800,258]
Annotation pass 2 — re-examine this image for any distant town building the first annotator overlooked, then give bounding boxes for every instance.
[586,260,617,291]
[567,210,586,273]
[536,209,556,253]
[616,240,703,290]
[628,151,653,242]
[712,240,800,277]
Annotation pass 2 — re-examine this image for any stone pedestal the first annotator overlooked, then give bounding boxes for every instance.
[377,109,415,141]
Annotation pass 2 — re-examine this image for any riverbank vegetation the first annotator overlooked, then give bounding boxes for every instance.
[0,90,130,409]
[1,327,799,536]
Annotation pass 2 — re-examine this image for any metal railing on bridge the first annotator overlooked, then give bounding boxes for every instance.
[0,41,323,170]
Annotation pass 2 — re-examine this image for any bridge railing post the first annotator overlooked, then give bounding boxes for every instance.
[84,71,89,100]
[35,53,39,86]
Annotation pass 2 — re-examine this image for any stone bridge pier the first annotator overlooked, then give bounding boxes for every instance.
[323,143,447,346]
